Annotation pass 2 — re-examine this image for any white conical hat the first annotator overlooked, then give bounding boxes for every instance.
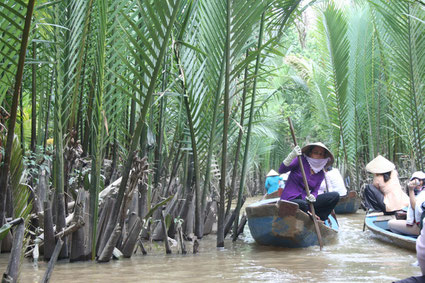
[366,155,395,174]
[266,169,279,177]
[301,142,334,166]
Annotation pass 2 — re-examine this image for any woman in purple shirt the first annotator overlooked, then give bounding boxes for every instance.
[279,142,340,221]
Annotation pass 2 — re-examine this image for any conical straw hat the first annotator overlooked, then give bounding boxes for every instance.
[266,170,279,177]
[365,155,395,174]
[301,142,334,166]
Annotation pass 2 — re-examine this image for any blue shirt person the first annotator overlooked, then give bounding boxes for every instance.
[265,170,282,194]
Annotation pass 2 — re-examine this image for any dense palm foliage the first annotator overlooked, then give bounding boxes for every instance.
[275,0,425,187]
[1,0,425,273]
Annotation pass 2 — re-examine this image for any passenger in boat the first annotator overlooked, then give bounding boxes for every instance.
[279,173,289,190]
[418,218,425,276]
[363,155,409,214]
[388,171,425,236]
[318,166,348,196]
[394,218,425,283]
[278,142,340,221]
[264,170,282,194]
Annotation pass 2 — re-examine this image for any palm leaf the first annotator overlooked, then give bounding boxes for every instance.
[101,0,182,247]
[0,0,27,102]
[316,2,354,168]
[369,0,425,169]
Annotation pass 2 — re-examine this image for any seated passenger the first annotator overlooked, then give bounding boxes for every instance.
[363,155,409,213]
[394,217,425,283]
[265,170,282,195]
[388,171,425,236]
[318,166,348,196]
[279,173,289,190]
[279,142,339,221]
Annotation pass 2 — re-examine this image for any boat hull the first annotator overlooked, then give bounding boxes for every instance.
[334,191,361,214]
[365,213,416,251]
[246,198,338,248]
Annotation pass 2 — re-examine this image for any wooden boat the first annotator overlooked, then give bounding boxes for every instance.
[263,188,282,200]
[364,212,417,251]
[246,198,338,248]
[334,191,361,214]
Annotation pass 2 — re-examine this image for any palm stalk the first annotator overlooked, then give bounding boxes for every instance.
[226,53,248,219]
[370,0,425,168]
[30,41,36,152]
[0,0,36,229]
[217,0,232,248]
[66,0,94,133]
[232,11,265,241]
[88,0,107,260]
[102,0,182,248]
[318,2,353,167]
[198,0,226,217]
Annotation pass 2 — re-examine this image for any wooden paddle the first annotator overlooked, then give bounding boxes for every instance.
[288,117,323,250]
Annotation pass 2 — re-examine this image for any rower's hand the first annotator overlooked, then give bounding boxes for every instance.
[293,145,302,156]
[305,194,316,203]
[283,145,302,166]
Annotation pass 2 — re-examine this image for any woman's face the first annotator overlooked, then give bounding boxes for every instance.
[310,146,326,159]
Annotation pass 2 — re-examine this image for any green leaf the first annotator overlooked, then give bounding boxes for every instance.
[0,223,11,241]
[144,195,173,221]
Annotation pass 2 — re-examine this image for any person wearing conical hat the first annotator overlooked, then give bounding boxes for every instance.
[388,171,425,236]
[265,170,282,195]
[278,142,340,221]
[363,155,409,213]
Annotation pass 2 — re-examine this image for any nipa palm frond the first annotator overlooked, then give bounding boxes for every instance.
[0,0,27,102]
[370,0,425,169]
[317,2,354,168]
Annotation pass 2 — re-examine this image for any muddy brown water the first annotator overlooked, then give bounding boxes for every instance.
[0,199,421,282]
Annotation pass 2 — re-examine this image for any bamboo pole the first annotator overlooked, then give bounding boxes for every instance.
[287,117,323,250]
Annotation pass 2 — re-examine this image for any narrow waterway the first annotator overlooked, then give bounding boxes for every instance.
[0,206,420,282]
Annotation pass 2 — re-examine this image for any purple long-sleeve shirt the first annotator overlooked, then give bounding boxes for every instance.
[279,155,325,201]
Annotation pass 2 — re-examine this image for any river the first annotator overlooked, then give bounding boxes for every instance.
[0,207,420,282]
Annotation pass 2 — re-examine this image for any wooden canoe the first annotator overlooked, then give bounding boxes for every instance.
[364,213,417,251]
[263,188,283,200]
[334,191,361,214]
[246,198,338,248]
